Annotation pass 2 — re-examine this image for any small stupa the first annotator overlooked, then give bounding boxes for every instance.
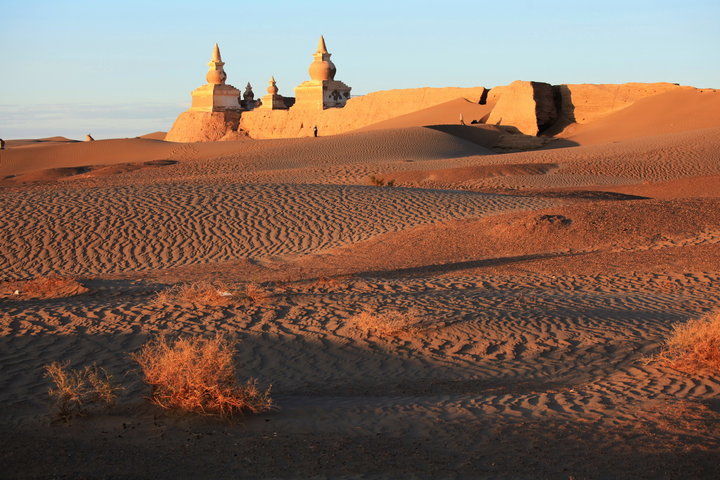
[242,82,256,110]
[294,36,351,110]
[190,44,242,112]
[257,76,288,110]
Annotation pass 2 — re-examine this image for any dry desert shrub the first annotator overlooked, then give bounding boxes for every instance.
[132,335,273,418]
[655,311,720,373]
[244,282,271,304]
[44,361,121,422]
[349,309,423,337]
[310,276,347,292]
[152,281,234,307]
[3,276,89,300]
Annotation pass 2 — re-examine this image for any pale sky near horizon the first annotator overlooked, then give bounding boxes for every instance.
[1,0,718,139]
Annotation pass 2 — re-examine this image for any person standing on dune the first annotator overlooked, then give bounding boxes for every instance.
[459,113,465,125]
[313,125,318,137]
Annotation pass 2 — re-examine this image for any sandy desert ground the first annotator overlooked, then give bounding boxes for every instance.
[1,88,720,479]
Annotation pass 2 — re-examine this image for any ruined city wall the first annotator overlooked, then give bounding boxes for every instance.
[239,86,488,139]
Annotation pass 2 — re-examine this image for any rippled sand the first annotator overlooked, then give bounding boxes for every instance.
[2,92,720,478]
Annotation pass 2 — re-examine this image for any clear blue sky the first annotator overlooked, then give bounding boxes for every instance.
[1,0,718,139]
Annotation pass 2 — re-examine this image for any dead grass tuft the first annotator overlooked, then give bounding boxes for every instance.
[349,309,423,337]
[131,335,273,418]
[152,281,234,307]
[44,362,121,422]
[2,276,89,300]
[655,311,720,374]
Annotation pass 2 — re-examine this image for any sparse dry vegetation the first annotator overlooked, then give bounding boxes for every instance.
[310,276,345,292]
[349,309,423,336]
[132,335,273,418]
[655,311,720,373]
[368,175,396,187]
[152,281,234,307]
[1,276,89,300]
[44,362,121,422]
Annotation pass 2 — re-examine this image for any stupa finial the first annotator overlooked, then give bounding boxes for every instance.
[267,76,278,95]
[317,35,328,54]
[212,43,222,62]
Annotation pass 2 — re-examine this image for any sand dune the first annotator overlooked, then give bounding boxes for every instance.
[416,126,720,192]
[2,269,719,477]
[0,126,491,179]
[0,183,552,280]
[139,131,168,140]
[561,88,720,145]
[2,84,720,478]
[0,138,176,177]
[279,198,720,279]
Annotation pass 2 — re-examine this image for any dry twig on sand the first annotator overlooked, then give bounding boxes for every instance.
[132,335,273,418]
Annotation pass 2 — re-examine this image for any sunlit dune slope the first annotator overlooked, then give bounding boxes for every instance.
[0,138,176,177]
[561,88,720,145]
[139,131,168,140]
[353,98,494,132]
[426,127,720,191]
[4,137,78,148]
[0,127,492,178]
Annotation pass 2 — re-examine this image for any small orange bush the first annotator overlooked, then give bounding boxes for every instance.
[152,281,234,307]
[44,362,120,422]
[656,311,720,373]
[132,335,272,418]
[349,309,422,336]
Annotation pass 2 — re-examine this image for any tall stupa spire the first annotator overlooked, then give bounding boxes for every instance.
[212,43,222,62]
[317,35,328,54]
[206,43,227,85]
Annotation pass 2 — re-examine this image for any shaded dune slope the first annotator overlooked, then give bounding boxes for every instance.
[287,198,720,278]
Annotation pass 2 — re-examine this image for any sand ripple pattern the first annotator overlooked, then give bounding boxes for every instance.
[0,184,551,279]
[2,272,719,430]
